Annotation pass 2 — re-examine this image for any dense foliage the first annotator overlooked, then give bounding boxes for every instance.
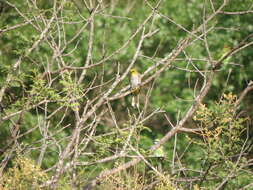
[0,0,253,189]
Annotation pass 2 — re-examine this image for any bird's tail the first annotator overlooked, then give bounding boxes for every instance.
[131,94,140,109]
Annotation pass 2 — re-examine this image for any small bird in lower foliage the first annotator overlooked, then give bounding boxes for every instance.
[130,68,141,108]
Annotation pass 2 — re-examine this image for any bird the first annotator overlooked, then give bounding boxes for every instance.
[153,139,166,158]
[130,68,141,108]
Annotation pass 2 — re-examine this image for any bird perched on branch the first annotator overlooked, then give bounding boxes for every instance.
[130,68,141,108]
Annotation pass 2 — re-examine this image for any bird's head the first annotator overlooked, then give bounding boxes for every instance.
[130,68,138,75]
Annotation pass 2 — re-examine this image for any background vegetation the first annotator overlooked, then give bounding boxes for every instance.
[0,0,253,189]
